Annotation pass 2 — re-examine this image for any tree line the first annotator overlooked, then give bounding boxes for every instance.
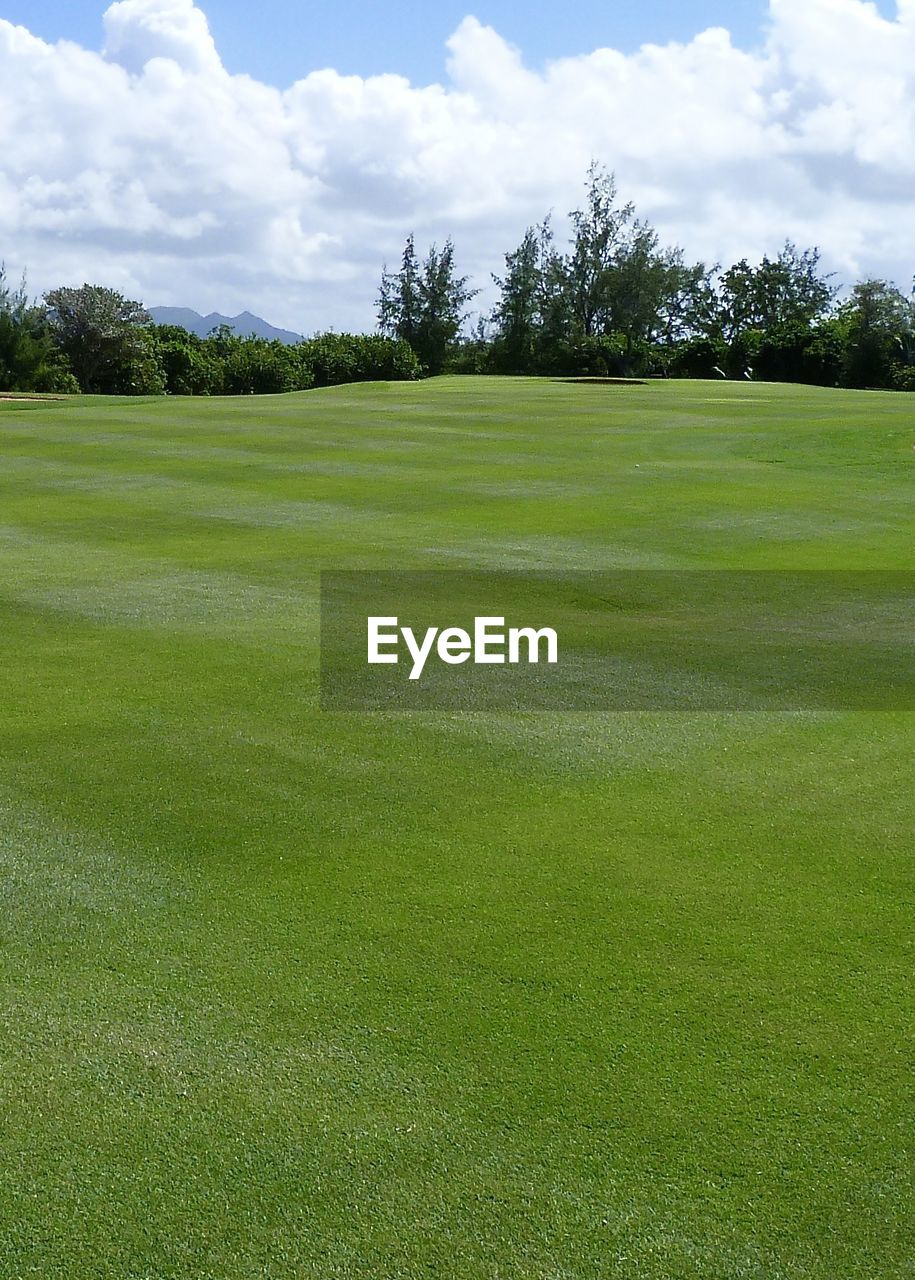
[378,164,915,392]
[0,276,421,396]
[2,163,913,395]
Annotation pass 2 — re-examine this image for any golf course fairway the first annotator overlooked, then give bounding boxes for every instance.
[0,377,912,1278]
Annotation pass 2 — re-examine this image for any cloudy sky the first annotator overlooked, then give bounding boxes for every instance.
[0,0,912,333]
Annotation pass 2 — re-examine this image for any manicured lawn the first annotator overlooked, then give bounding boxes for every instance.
[0,377,912,1278]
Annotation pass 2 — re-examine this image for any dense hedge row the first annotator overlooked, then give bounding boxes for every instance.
[0,274,421,397]
[114,325,422,397]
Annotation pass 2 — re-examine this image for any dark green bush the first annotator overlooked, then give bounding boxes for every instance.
[297,333,420,387]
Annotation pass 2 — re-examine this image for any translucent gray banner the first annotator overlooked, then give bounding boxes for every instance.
[320,571,915,711]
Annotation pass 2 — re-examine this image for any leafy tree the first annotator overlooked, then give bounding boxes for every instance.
[562,163,635,340]
[377,236,422,354]
[667,335,728,379]
[605,230,711,372]
[378,237,477,374]
[447,317,494,374]
[839,279,914,389]
[44,284,162,394]
[0,267,77,392]
[120,334,165,396]
[153,324,223,395]
[757,243,835,329]
[221,336,303,395]
[800,316,848,386]
[715,243,836,374]
[716,258,758,345]
[415,239,477,374]
[205,323,241,363]
[490,222,551,373]
[489,174,711,377]
[299,333,420,387]
[652,257,717,350]
[571,333,628,376]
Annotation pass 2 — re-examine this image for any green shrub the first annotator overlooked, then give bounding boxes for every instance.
[297,333,420,387]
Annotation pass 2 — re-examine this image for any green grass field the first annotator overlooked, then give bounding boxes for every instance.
[1,377,912,1278]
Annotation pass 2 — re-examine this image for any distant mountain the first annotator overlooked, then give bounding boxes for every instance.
[149,307,303,345]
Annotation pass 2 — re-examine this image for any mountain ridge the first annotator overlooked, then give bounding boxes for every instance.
[149,307,302,345]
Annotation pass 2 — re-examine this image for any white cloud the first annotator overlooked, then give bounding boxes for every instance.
[103,0,221,76]
[0,0,912,332]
